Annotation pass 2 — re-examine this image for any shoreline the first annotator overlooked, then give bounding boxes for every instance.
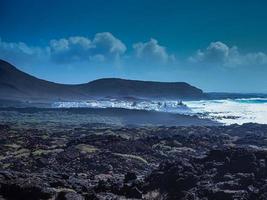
[0,106,219,128]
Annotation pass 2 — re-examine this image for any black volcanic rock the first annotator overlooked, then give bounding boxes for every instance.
[124,172,137,183]
[1,123,267,199]
[0,59,204,101]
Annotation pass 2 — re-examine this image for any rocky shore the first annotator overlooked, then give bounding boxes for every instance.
[0,123,267,199]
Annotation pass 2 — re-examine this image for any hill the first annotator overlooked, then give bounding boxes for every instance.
[0,59,204,101]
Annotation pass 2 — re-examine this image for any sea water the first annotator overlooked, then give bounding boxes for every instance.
[185,98,267,125]
[52,99,190,114]
[53,98,267,125]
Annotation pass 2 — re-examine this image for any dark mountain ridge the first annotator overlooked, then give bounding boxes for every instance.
[0,59,204,101]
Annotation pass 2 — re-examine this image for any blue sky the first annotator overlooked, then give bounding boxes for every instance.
[1,0,267,92]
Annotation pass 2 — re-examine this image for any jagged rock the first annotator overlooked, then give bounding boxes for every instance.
[126,186,142,199]
[56,192,85,200]
[0,182,54,200]
[228,149,257,173]
[208,189,248,200]
[124,172,137,182]
[145,159,199,199]
[1,124,267,199]
[0,125,10,131]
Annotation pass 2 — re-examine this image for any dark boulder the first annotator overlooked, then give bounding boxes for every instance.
[56,192,85,200]
[124,172,137,183]
[127,186,142,199]
[0,182,54,200]
[228,149,257,173]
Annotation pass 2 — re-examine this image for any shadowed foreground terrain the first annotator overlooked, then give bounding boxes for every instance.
[1,113,267,199]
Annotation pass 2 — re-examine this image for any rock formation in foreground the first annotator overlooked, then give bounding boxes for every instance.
[1,123,267,199]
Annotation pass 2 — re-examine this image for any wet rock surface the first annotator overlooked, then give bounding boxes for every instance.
[0,123,267,199]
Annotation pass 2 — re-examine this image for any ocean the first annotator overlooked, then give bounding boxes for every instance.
[53,98,267,125]
[185,98,267,125]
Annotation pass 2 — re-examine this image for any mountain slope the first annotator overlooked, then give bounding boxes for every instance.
[0,59,204,101]
[0,60,87,101]
[86,78,203,99]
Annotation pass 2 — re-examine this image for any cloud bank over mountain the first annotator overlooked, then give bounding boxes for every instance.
[0,38,47,64]
[0,33,127,65]
[0,34,177,67]
[1,34,267,93]
[189,41,267,67]
[133,38,175,64]
[50,33,126,63]
[1,35,267,70]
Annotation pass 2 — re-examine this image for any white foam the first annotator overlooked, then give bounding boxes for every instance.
[185,99,267,125]
[52,100,191,114]
[52,98,267,125]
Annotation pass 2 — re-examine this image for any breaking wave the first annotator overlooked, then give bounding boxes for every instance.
[52,98,267,125]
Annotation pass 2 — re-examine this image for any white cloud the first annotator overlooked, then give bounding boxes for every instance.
[0,33,126,65]
[243,52,267,65]
[92,32,126,56]
[2,36,266,70]
[50,32,126,63]
[133,38,175,64]
[50,37,93,63]
[189,41,267,67]
[0,38,46,64]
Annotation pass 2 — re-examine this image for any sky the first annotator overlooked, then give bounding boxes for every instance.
[0,0,267,93]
